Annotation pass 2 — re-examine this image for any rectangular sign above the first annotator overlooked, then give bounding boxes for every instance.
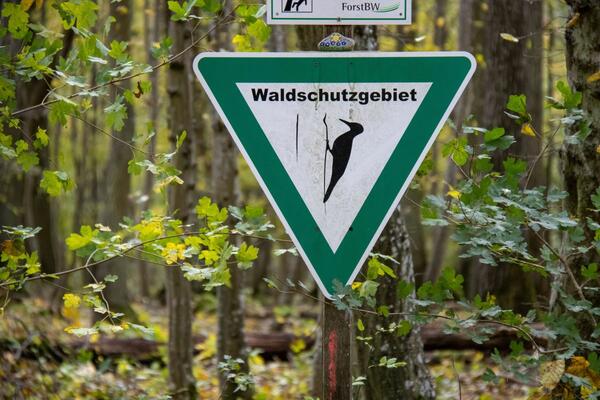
[267,0,412,25]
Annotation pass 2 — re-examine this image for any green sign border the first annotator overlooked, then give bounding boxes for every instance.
[194,52,475,298]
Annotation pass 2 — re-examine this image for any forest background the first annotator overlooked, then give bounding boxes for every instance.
[1,0,600,399]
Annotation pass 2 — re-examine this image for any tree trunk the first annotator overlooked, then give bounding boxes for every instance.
[166,16,197,400]
[477,1,544,313]
[425,0,474,283]
[137,0,163,299]
[294,25,354,399]
[212,3,252,399]
[433,0,448,50]
[12,13,73,309]
[96,0,135,315]
[352,25,435,400]
[562,0,600,339]
[357,208,435,400]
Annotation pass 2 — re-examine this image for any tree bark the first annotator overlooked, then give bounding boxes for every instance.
[212,2,252,399]
[477,0,544,313]
[353,25,434,399]
[562,0,600,339]
[425,0,474,283]
[136,0,164,299]
[358,208,436,400]
[11,12,74,309]
[166,15,197,400]
[95,0,135,315]
[294,25,354,399]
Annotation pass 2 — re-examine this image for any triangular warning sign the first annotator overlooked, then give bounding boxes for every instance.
[194,52,475,298]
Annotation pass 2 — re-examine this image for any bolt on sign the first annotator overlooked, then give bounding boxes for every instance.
[193,52,475,298]
[267,0,412,25]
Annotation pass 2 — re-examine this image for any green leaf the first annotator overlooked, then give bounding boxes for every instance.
[484,127,505,143]
[442,136,469,166]
[396,320,411,337]
[60,0,99,30]
[359,280,379,299]
[588,352,600,374]
[506,94,527,116]
[247,20,271,43]
[48,98,77,126]
[168,0,199,21]
[34,127,49,149]
[151,36,173,60]
[0,75,16,102]
[17,150,39,172]
[176,130,187,149]
[2,3,30,39]
[199,0,221,13]
[581,263,599,281]
[108,40,128,62]
[105,95,127,131]
[357,319,365,332]
[66,225,97,250]
[556,80,582,110]
[591,187,600,210]
[396,280,414,299]
[237,242,259,269]
[40,170,74,196]
[367,257,397,280]
[196,196,219,217]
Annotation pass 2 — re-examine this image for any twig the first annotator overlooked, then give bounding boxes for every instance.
[524,122,561,189]
[266,279,562,354]
[11,9,237,118]
[531,229,596,325]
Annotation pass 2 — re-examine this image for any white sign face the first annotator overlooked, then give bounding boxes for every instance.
[266,0,412,25]
[237,82,430,251]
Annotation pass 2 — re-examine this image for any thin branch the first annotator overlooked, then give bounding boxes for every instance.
[1,230,290,288]
[268,277,558,354]
[524,122,561,189]
[11,9,237,118]
[531,229,597,326]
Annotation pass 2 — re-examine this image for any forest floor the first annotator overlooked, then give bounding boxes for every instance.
[0,297,539,399]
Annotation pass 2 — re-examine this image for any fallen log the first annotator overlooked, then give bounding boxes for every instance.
[70,331,314,362]
[4,323,547,363]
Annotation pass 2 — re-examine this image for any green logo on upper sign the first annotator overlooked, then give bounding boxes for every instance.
[194,52,475,298]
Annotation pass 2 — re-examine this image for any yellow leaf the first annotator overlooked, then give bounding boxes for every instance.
[351,282,362,290]
[540,359,565,390]
[447,189,461,199]
[290,339,306,353]
[565,356,588,377]
[500,33,519,43]
[596,144,600,154]
[63,293,81,308]
[197,333,216,360]
[475,53,486,67]
[249,352,265,366]
[587,71,600,83]
[61,305,79,322]
[521,123,537,137]
[435,17,445,28]
[21,0,35,11]
[161,242,186,265]
[566,12,580,29]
